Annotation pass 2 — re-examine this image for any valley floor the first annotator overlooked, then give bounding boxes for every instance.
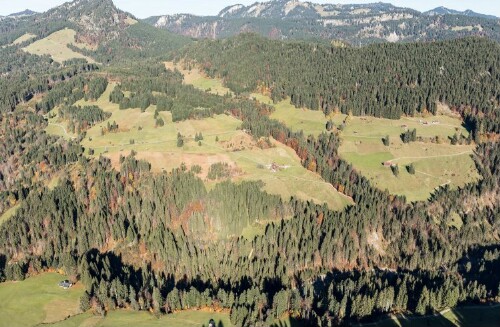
[0,272,497,327]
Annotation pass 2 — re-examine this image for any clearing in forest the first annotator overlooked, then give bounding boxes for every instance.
[12,33,37,45]
[0,273,84,327]
[46,83,352,211]
[335,114,479,201]
[165,61,233,96]
[247,93,479,202]
[23,28,95,63]
[0,204,20,226]
[263,93,330,137]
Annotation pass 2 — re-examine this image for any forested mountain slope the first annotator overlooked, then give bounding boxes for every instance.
[0,0,498,326]
[0,0,190,112]
[148,0,500,44]
[0,59,498,326]
[179,34,500,138]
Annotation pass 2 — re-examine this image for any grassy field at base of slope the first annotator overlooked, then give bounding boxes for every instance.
[0,273,84,327]
[45,83,352,212]
[0,273,232,327]
[48,310,309,327]
[46,304,500,327]
[23,28,95,63]
[48,310,233,327]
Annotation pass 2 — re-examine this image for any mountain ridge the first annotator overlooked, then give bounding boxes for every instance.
[0,0,134,45]
[0,0,191,63]
[7,9,38,18]
[424,6,498,20]
[148,0,500,44]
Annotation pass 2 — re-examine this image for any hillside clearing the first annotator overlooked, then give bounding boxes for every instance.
[250,93,479,201]
[46,122,77,140]
[265,94,330,137]
[46,83,351,211]
[0,204,21,226]
[23,28,95,63]
[165,61,233,96]
[12,33,37,45]
[337,115,479,201]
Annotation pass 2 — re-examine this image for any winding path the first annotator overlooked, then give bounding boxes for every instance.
[48,123,76,140]
[387,150,473,163]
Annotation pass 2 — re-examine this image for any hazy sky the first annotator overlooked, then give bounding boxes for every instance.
[0,0,498,18]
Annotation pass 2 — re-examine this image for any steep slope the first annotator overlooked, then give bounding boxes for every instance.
[0,0,135,46]
[0,0,191,62]
[149,0,500,44]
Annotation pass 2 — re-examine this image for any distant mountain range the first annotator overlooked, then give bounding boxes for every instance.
[2,0,499,47]
[7,9,38,18]
[145,0,500,44]
[0,9,37,21]
[424,6,498,20]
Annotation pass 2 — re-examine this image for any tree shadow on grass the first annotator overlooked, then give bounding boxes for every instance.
[269,317,312,327]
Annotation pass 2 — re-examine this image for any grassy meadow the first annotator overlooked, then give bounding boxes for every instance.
[12,33,37,45]
[0,273,84,327]
[249,93,479,201]
[46,83,351,211]
[336,114,479,201]
[23,28,95,63]
[165,62,233,96]
[267,96,329,137]
[48,310,233,327]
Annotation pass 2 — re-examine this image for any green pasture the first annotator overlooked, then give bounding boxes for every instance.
[0,273,84,327]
